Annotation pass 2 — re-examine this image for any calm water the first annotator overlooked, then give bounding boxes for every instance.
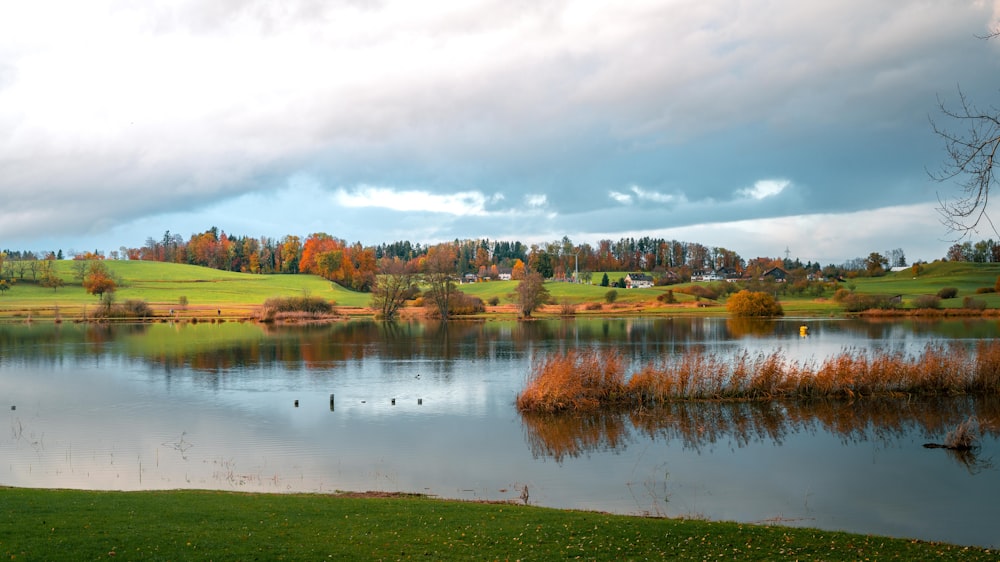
[1,317,998,548]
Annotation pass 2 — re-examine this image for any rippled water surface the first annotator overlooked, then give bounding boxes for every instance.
[1,317,998,548]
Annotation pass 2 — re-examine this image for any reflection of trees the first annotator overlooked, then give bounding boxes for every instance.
[726,318,776,338]
[8,317,1000,377]
[521,396,1000,461]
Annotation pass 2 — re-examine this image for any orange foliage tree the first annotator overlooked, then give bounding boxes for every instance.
[82,261,116,299]
[299,233,341,275]
[300,234,377,291]
[511,259,526,280]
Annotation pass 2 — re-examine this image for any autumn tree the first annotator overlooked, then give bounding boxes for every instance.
[511,259,526,280]
[38,260,64,292]
[278,235,302,273]
[516,272,550,318]
[422,243,459,320]
[0,279,11,296]
[371,258,417,320]
[865,252,888,276]
[83,261,116,299]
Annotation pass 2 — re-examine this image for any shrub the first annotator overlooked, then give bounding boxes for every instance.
[559,300,576,316]
[838,293,898,313]
[584,302,603,311]
[449,293,486,316]
[90,299,154,320]
[604,289,618,304]
[262,295,334,314]
[832,288,852,302]
[657,290,676,304]
[726,290,783,317]
[677,284,720,300]
[912,295,941,309]
[937,287,959,299]
[975,287,995,294]
[257,295,335,322]
[487,296,500,306]
[963,296,987,310]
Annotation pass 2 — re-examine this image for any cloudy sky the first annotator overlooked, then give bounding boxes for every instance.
[2,1,999,265]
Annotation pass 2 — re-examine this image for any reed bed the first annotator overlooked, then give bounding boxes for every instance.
[517,341,1000,413]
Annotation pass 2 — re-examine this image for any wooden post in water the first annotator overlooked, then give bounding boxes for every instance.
[329,394,335,411]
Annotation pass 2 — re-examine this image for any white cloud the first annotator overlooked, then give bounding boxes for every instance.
[334,185,490,216]
[630,185,676,204]
[608,191,632,204]
[609,185,678,205]
[525,194,548,208]
[737,180,790,200]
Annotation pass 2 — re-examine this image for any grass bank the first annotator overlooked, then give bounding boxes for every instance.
[0,488,993,560]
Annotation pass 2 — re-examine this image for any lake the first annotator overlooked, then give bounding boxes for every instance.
[1,317,998,548]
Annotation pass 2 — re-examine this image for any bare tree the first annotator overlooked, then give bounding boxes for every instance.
[422,243,458,321]
[371,257,417,320]
[931,30,1000,237]
[516,272,550,318]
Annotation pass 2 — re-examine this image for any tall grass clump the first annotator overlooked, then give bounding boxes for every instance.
[944,416,981,450]
[516,349,627,413]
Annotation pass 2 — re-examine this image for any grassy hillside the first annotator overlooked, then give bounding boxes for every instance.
[853,261,1000,308]
[0,260,369,320]
[4,259,1000,321]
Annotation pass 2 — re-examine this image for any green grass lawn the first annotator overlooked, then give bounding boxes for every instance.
[0,488,992,560]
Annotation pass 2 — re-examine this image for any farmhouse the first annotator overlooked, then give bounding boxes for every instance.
[761,267,788,282]
[625,273,654,289]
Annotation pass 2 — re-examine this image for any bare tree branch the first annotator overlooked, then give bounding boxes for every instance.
[930,86,1000,238]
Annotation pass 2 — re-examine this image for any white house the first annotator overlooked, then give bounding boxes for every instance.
[625,273,654,289]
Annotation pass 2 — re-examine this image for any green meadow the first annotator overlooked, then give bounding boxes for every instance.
[2,259,1000,320]
[0,260,368,319]
[0,488,993,560]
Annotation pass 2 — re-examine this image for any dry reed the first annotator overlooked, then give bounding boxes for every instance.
[517,341,1000,413]
[516,349,627,412]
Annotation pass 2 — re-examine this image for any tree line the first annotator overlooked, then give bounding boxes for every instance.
[2,225,937,293]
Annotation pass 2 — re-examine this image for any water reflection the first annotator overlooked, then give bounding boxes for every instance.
[6,316,1000,368]
[523,396,1000,463]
